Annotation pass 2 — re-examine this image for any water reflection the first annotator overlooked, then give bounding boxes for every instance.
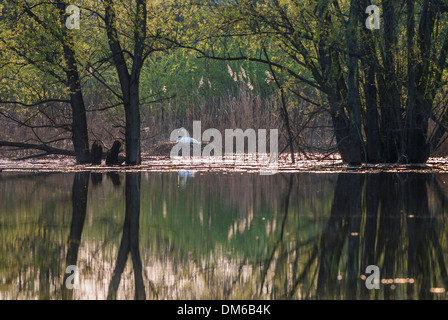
[62,172,89,300]
[0,171,448,300]
[107,173,145,300]
[177,170,196,187]
[90,173,102,186]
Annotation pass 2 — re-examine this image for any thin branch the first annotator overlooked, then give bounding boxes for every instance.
[0,99,70,107]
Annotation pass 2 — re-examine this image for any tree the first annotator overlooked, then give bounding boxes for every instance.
[175,0,448,164]
[0,0,91,164]
[101,0,146,165]
[85,0,176,165]
[1,0,184,165]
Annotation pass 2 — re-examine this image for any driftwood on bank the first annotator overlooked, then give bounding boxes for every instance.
[0,140,125,165]
[0,140,76,157]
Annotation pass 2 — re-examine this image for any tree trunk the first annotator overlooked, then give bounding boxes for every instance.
[364,63,382,163]
[345,0,363,165]
[405,0,419,163]
[57,1,91,164]
[360,1,382,163]
[406,0,436,163]
[317,2,355,164]
[379,0,402,162]
[126,73,143,165]
[104,0,146,165]
[330,109,352,162]
[70,90,91,164]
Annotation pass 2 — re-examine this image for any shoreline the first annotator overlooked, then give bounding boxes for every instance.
[1,154,448,174]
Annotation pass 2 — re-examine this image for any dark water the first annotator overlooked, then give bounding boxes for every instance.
[0,171,447,300]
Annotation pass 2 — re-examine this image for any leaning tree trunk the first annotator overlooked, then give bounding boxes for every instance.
[69,80,91,164]
[58,0,91,164]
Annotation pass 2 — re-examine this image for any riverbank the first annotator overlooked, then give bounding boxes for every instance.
[2,153,448,174]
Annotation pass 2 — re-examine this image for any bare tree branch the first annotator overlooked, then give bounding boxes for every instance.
[0,140,76,157]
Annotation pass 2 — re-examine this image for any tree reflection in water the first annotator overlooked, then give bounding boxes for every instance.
[288,173,448,300]
[1,171,448,299]
[107,172,145,300]
[62,172,89,300]
[62,171,145,300]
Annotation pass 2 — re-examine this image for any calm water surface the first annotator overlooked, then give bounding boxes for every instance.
[1,171,447,300]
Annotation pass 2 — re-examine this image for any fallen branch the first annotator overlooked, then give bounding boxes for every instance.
[0,140,126,164]
[0,140,76,157]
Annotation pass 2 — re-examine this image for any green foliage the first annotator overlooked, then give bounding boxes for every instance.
[139,47,273,116]
[2,0,448,161]
[0,0,277,136]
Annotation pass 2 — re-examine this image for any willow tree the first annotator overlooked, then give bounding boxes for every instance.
[79,0,176,165]
[1,0,176,165]
[99,0,147,165]
[0,0,91,164]
[178,0,448,164]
